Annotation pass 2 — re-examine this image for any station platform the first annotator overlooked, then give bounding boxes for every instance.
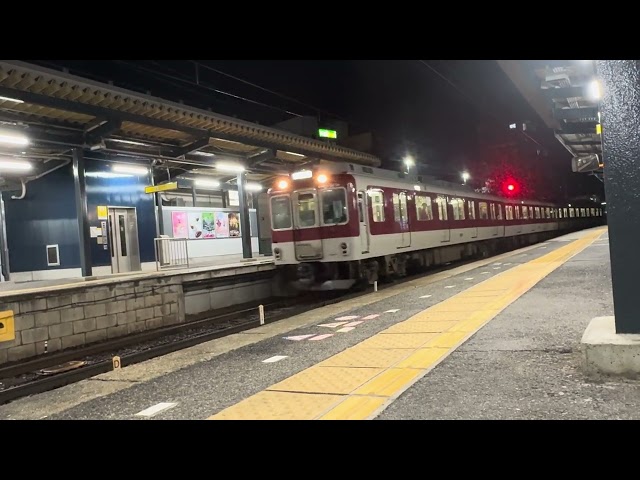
[1,226,629,420]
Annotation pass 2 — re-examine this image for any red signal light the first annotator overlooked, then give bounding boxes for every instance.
[507,184,515,191]
[501,179,519,196]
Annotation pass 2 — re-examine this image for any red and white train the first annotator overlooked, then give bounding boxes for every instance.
[267,161,604,290]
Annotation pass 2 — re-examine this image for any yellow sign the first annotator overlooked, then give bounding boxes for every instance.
[596,123,602,135]
[97,205,108,220]
[145,182,178,194]
[0,310,15,342]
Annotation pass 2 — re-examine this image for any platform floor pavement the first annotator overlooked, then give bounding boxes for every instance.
[0,227,613,420]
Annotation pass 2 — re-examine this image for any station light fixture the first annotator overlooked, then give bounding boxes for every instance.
[291,170,313,180]
[316,173,328,184]
[0,95,24,104]
[283,151,306,158]
[0,158,32,172]
[245,182,263,192]
[461,171,470,183]
[215,162,245,173]
[403,155,415,169]
[110,138,151,147]
[192,151,216,157]
[587,79,603,102]
[112,164,149,176]
[277,179,289,189]
[194,178,221,189]
[0,130,29,147]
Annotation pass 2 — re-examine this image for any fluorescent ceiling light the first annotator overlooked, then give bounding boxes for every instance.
[283,151,306,158]
[587,79,602,102]
[0,95,24,104]
[112,164,148,176]
[291,170,312,180]
[110,138,150,147]
[195,178,221,189]
[0,159,32,172]
[216,162,245,173]
[85,172,134,179]
[245,182,263,192]
[0,130,29,147]
[192,151,215,157]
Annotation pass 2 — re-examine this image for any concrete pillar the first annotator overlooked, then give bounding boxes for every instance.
[598,60,640,333]
[237,172,252,259]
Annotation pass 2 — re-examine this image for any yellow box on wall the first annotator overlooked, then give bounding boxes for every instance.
[0,310,15,342]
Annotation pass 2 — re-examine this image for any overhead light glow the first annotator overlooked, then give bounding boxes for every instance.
[112,164,149,176]
[509,123,517,129]
[277,179,289,189]
[0,130,29,147]
[291,170,313,180]
[216,162,245,173]
[413,185,421,191]
[192,151,215,157]
[587,79,603,102]
[0,95,24,104]
[461,171,470,182]
[601,202,607,205]
[110,138,150,147]
[245,182,263,192]
[403,155,415,168]
[283,151,306,158]
[85,171,134,179]
[0,158,32,172]
[194,178,221,189]
[316,173,328,184]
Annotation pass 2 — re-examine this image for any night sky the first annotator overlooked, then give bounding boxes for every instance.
[31,59,604,202]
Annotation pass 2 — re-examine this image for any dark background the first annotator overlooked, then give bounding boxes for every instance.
[29,59,604,202]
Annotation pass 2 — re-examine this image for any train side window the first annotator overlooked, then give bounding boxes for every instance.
[564,208,568,217]
[415,195,433,221]
[368,189,385,222]
[468,200,476,220]
[515,206,521,220]
[497,204,503,220]
[321,188,348,225]
[436,196,448,221]
[522,205,529,219]
[505,205,512,220]
[451,198,465,220]
[545,207,550,218]
[271,195,292,230]
[559,208,563,219]
[480,202,489,220]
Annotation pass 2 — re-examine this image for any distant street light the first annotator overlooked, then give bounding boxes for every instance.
[461,171,470,183]
[403,155,415,172]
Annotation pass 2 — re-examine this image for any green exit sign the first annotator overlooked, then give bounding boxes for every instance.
[318,128,337,139]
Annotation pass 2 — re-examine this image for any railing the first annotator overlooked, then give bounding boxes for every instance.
[154,237,190,271]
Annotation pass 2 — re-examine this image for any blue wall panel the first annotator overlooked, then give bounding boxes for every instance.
[3,164,80,272]
[85,159,156,265]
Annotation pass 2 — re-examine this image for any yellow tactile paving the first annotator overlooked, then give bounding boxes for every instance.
[208,228,605,420]
[356,332,439,349]
[267,365,383,395]
[383,320,458,333]
[319,396,387,420]
[316,348,412,368]
[353,368,423,397]
[208,391,342,420]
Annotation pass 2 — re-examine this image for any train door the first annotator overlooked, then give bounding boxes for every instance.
[357,191,370,253]
[394,192,411,248]
[292,190,323,261]
[468,200,478,238]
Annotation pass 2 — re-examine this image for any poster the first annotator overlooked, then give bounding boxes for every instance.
[215,212,229,237]
[201,212,216,238]
[188,212,203,239]
[172,211,188,238]
[228,212,240,237]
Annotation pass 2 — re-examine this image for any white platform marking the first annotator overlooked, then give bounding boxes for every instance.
[464,277,474,281]
[503,263,512,266]
[361,314,380,320]
[493,267,501,270]
[444,285,455,289]
[335,315,359,321]
[385,309,400,313]
[420,294,432,299]
[309,334,334,341]
[262,355,288,363]
[481,272,490,275]
[284,334,315,341]
[344,320,363,327]
[317,322,348,328]
[337,326,356,333]
[135,402,177,418]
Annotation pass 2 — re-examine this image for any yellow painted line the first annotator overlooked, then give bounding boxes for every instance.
[207,228,605,420]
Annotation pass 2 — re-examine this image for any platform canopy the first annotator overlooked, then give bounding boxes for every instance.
[497,60,603,180]
[0,60,381,192]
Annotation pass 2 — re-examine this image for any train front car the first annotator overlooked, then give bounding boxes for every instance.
[268,165,361,290]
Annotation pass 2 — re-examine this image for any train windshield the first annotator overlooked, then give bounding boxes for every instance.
[271,195,292,229]
[321,188,347,225]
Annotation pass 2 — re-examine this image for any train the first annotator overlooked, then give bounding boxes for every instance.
[266,161,604,290]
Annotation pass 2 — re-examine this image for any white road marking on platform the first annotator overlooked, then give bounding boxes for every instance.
[262,355,288,363]
[444,285,455,289]
[284,334,315,341]
[540,246,547,249]
[419,294,432,299]
[493,267,501,270]
[361,314,380,320]
[464,277,474,281]
[337,326,355,333]
[135,402,177,418]
[503,263,512,265]
[309,334,334,341]
[317,322,348,328]
[481,271,490,274]
[385,309,400,313]
[344,320,363,327]
[493,262,502,265]
[335,315,359,321]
